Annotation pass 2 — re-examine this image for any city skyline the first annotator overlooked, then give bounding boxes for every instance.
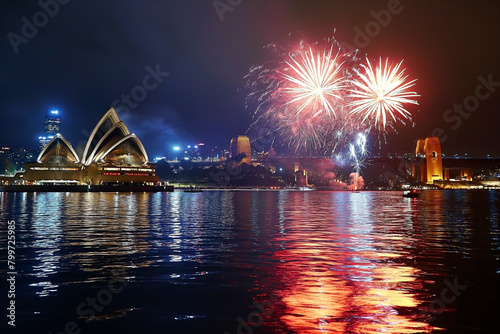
[1,1,500,158]
[3,104,500,162]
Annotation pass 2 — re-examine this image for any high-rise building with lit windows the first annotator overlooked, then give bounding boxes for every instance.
[45,109,61,135]
[38,109,61,151]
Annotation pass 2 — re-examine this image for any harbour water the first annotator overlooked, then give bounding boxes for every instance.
[1,190,499,333]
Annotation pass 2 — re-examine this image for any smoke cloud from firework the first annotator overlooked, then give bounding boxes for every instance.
[349,173,365,191]
[245,34,419,171]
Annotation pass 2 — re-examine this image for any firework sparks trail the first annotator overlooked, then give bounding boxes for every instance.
[245,35,419,172]
[348,132,368,173]
[348,58,420,129]
[281,45,345,118]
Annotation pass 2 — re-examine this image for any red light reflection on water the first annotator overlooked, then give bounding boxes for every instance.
[271,192,440,333]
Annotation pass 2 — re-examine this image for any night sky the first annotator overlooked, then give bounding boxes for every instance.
[1,0,499,157]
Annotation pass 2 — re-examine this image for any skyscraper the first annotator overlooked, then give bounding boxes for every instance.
[38,109,61,151]
[44,109,61,135]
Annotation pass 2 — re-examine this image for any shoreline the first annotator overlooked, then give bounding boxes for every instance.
[0,184,174,193]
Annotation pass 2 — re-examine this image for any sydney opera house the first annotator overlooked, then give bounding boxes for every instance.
[20,108,159,187]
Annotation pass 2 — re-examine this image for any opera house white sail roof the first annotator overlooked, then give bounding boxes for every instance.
[37,133,80,164]
[37,108,149,167]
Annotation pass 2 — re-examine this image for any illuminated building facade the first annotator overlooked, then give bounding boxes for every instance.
[413,136,443,184]
[24,108,158,185]
[39,109,61,151]
[45,109,61,135]
[163,143,206,161]
[444,168,473,181]
[230,135,251,166]
[0,147,8,175]
[25,134,81,184]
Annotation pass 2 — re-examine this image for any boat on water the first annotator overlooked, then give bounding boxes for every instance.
[403,189,419,198]
[298,186,315,191]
